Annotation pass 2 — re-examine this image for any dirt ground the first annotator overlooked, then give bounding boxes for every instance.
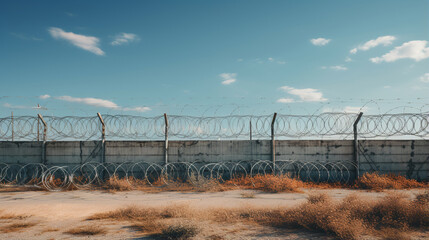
[0,188,428,239]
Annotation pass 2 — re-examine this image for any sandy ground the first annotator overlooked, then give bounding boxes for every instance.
[0,188,427,239]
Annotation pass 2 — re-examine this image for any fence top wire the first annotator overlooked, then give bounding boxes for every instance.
[1,112,428,141]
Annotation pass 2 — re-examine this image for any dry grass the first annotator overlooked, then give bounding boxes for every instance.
[159,222,200,240]
[240,191,256,198]
[88,192,428,239]
[0,222,38,233]
[354,172,427,191]
[0,210,31,220]
[233,175,306,193]
[64,225,107,236]
[0,185,45,192]
[88,204,192,221]
[130,220,165,235]
[223,192,429,239]
[5,172,427,193]
[40,227,59,233]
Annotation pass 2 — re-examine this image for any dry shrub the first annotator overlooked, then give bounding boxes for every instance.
[240,191,256,198]
[89,192,429,240]
[88,204,192,221]
[0,222,37,233]
[131,220,165,235]
[289,193,365,239]
[212,192,427,240]
[0,185,45,192]
[187,175,224,192]
[415,191,429,205]
[307,192,329,204]
[227,174,306,193]
[354,172,427,191]
[159,222,199,240]
[376,228,411,240]
[0,210,31,220]
[103,176,134,191]
[64,225,107,236]
[40,227,59,233]
[366,193,411,229]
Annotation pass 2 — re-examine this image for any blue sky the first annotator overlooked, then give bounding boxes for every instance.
[1,0,429,117]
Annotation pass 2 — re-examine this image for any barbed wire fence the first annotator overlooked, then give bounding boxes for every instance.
[1,112,428,190]
[1,112,429,141]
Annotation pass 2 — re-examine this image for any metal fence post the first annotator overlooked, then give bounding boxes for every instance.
[97,113,106,165]
[249,120,252,141]
[271,113,277,174]
[11,112,14,141]
[353,112,363,179]
[164,113,169,165]
[38,114,47,164]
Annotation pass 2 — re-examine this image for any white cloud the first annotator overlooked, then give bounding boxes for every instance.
[310,38,331,46]
[350,35,396,54]
[111,33,139,46]
[39,94,50,99]
[220,73,237,85]
[330,65,347,71]
[56,96,119,108]
[345,57,352,62]
[122,106,151,112]
[48,27,104,55]
[3,103,29,109]
[322,65,348,71]
[280,86,327,102]
[276,98,295,103]
[267,57,286,64]
[420,73,429,83]
[323,106,368,113]
[343,106,368,113]
[370,40,429,63]
[383,85,392,88]
[55,95,151,112]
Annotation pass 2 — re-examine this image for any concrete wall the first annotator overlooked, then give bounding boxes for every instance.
[0,140,428,180]
[359,140,429,180]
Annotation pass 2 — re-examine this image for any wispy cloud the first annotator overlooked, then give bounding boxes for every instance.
[280,86,327,102]
[321,65,348,71]
[370,40,429,63]
[122,106,151,112]
[3,103,30,109]
[55,95,150,112]
[420,73,429,83]
[48,27,105,55]
[276,98,295,103]
[268,57,286,64]
[323,106,368,113]
[345,57,352,62]
[56,96,118,108]
[39,94,51,99]
[310,38,331,46]
[220,73,237,85]
[350,35,396,54]
[111,33,139,46]
[3,103,48,110]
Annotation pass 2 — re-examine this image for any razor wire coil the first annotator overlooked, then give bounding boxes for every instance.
[0,160,358,191]
[1,113,428,141]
